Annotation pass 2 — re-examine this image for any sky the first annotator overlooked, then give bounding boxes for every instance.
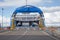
[0,0,60,27]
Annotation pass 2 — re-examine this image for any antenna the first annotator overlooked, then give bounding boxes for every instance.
[26,0,27,6]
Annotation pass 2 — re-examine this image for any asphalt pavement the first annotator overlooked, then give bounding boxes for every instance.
[0,27,59,40]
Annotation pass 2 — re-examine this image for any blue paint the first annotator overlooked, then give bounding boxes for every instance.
[13,5,43,17]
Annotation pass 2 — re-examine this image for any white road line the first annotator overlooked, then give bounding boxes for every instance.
[14,30,28,40]
[49,35,59,40]
[44,31,59,40]
[22,30,28,35]
[0,31,12,35]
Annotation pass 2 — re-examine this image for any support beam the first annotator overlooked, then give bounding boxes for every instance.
[21,22,22,26]
[29,21,32,26]
[39,18,44,28]
[10,19,15,30]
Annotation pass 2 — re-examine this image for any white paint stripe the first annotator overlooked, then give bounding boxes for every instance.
[13,30,28,40]
[22,30,28,35]
[49,35,59,40]
[0,31,12,35]
[44,31,59,40]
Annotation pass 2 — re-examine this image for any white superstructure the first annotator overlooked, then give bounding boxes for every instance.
[15,13,40,21]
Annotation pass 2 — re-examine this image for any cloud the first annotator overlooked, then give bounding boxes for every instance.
[0,0,52,6]
[44,12,60,27]
[0,0,26,6]
[44,12,60,23]
[40,6,60,13]
[43,0,52,3]
[0,15,10,27]
[27,0,42,5]
[39,6,60,26]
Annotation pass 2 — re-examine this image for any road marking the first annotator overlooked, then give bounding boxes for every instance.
[14,30,28,40]
[49,35,59,40]
[27,28,29,30]
[22,30,28,35]
[0,31,12,35]
[44,31,59,40]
